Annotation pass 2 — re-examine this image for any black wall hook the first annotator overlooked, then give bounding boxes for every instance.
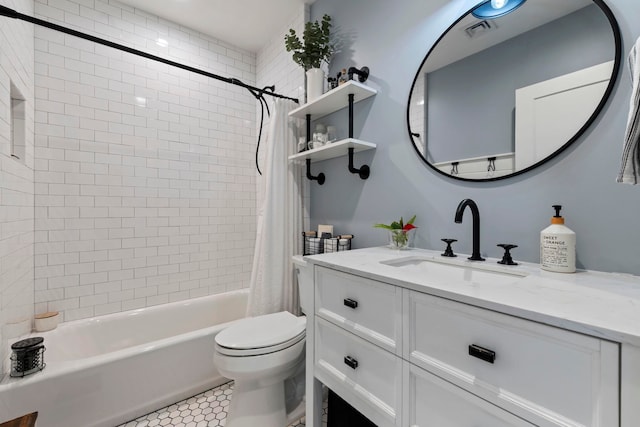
[306,159,325,185]
[487,157,496,172]
[451,162,459,175]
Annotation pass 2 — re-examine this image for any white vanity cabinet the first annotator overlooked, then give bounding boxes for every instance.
[304,249,627,427]
[405,291,619,427]
[314,266,403,427]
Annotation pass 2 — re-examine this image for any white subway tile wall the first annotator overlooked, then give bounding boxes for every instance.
[34,0,259,321]
[255,4,310,234]
[0,0,36,375]
[256,5,307,111]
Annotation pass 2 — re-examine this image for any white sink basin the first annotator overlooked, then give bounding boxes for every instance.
[380,256,528,286]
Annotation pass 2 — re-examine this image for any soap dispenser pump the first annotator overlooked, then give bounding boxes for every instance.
[540,205,576,273]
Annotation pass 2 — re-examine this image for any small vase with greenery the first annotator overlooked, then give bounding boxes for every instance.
[285,14,334,101]
[374,215,418,250]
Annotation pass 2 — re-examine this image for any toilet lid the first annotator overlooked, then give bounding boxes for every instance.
[215,311,306,352]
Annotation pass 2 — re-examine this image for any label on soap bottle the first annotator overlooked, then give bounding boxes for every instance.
[540,228,576,273]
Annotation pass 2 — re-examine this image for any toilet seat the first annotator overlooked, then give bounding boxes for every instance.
[215,311,306,357]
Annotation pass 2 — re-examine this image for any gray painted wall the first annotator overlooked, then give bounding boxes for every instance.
[307,0,640,276]
[428,5,613,163]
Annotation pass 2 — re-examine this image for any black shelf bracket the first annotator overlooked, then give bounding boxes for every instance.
[348,147,370,180]
[306,159,325,185]
[303,113,325,185]
[348,66,370,83]
[348,93,355,138]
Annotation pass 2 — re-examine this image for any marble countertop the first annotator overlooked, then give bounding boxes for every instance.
[304,247,640,347]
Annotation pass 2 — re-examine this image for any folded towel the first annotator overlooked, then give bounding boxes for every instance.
[617,36,640,184]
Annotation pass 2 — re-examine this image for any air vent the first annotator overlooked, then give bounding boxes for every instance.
[464,20,498,38]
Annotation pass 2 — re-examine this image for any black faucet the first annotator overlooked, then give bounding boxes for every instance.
[454,199,485,261]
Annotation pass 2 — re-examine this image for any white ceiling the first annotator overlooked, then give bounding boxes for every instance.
[115,0,308,52]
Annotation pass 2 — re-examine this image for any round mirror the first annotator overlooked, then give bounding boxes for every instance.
[407,0,621,181]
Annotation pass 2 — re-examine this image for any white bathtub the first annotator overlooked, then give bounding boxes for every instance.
[0,289,248,427]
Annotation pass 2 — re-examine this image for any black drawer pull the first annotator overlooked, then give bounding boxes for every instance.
[343,298,358,309]
[344,355,359,370]
[468,344,496,364]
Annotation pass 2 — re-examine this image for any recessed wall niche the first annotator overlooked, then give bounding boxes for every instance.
[10,83,25,163]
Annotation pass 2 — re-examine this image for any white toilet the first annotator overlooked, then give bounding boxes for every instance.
[213,256,312,427]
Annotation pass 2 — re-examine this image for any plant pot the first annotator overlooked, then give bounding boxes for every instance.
[306,68,325,102]
[388,229,415,250]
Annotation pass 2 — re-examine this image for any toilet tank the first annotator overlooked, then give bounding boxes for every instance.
[292,255,313,314]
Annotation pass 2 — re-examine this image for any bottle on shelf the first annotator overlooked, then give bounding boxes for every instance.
[338,68,349,85]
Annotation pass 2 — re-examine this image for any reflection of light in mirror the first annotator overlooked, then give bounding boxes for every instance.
[156,38,168,47]
[491,0,508,9]
[472,0,527,19]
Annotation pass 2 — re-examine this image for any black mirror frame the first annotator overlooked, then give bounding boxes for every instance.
[406,0,622,182]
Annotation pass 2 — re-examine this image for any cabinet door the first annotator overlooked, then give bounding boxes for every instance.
[406,290,619,426]
[406,362,536,427]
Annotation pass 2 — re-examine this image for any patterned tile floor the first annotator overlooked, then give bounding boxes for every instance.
[118,381,328,427]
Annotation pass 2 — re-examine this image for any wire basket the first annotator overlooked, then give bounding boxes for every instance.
[303,232,353,255]
[10,337,46,377]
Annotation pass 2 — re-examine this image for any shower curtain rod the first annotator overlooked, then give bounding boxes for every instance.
[0,4,299,104]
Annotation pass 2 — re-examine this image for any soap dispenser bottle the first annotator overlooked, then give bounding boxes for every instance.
[540,205,576,273]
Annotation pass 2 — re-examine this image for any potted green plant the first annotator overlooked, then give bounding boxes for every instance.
[374,215,418,249]
[285,14,334,102]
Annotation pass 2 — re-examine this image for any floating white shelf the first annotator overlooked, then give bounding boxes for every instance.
[289,81,377,120]
[289,138,376,163]
[289,80,378,183]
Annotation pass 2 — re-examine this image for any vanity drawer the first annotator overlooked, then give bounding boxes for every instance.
[315,317,402,427]
[406,362,535,427]
[315,266,402,353]
[407,291,619,427]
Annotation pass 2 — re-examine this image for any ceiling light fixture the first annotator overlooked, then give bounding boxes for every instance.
[472,0,527,19]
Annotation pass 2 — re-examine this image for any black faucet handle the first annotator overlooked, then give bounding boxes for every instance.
[497,244,518,265]
[441,238,458,257]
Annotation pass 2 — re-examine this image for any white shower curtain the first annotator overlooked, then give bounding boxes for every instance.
[246,99,304,317]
